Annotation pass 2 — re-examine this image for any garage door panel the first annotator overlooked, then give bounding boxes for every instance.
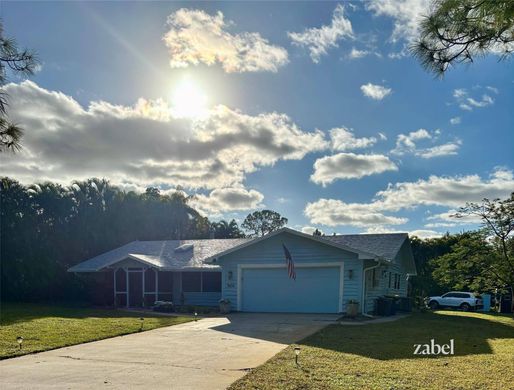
[241,266,340,313]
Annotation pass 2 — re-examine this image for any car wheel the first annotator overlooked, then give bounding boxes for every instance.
[429,301,439,310]
[460,303,470,312]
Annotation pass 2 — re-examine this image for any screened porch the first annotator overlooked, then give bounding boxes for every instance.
[111,265,222,308]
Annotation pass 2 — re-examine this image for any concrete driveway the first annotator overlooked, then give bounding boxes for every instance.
[0,313,338,390]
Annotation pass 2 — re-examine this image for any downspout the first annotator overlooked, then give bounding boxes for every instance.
[361,259,382,317]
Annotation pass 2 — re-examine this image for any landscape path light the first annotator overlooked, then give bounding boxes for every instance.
[294,346,301,365]
[16,336,23,350]
[139,317,144,332]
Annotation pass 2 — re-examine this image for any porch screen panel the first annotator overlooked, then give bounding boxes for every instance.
[202,272,221,292]
[145,268,156,292]
[182,272,201,292]
[158,271,173,301]
[115,268,126,291]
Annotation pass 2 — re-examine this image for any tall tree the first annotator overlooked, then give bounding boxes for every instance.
[0,177,215,302]
[241,210,288,237]
[409,233,460,297]
[413,0,514,75]
[0,21,38,152]
[211,219,245,238]
[432,194,514,309]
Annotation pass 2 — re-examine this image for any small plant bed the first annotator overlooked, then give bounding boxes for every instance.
[0,303,193,360]
[337,314,375,323]
[174,305,219,315]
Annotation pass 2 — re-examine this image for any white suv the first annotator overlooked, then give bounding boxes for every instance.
[427,292,483,311]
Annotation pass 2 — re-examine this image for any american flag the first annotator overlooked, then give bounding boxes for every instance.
[282,243,296,280]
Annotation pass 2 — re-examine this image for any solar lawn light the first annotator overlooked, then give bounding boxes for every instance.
[194,312,198,321]
[16,336,23,350]
[139,317,144,332]
[294,346,301,365]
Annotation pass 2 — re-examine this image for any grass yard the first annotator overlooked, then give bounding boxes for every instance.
[0,303,192,359]
[230,311,514,390]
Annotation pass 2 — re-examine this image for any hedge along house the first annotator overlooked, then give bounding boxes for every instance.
[68,228,416,314]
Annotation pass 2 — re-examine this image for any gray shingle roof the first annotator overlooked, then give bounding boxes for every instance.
[68,231,409,272]
[324,233,408,261]
[68,238,250,272]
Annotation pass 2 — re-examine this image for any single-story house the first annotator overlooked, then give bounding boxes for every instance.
[68,227,416,314]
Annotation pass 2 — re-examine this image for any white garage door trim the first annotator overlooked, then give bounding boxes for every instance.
[237,262,344,312]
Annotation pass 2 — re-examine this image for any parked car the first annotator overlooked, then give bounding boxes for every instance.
[426,292,483,311]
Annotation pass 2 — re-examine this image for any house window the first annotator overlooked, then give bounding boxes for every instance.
[393,273,401,290]
[202,272,221,292]
[182,272,201,292]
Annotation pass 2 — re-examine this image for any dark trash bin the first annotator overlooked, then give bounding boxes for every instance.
[394,297,413,312]
[376,297,394,316]
[499,294,512,313]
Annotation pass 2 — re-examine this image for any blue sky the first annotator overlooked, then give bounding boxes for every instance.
[2,1,513,237]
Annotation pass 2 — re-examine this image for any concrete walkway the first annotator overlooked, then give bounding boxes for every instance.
[0,313,338,390]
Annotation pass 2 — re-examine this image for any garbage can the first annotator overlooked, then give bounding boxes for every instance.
[390,296,412,312]
[500,293,512,313]
[376,297,394,316]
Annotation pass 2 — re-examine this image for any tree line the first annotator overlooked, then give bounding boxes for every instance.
[410,194,514,307]
[0,177,255,302]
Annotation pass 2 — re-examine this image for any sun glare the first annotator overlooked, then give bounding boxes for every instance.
[171,78,208,119]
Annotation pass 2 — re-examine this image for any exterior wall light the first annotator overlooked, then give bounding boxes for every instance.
[227,271,233,281]
[348,269,353,280]
[294,346,301,365]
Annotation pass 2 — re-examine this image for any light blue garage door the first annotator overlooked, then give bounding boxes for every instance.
[241,266,341,313]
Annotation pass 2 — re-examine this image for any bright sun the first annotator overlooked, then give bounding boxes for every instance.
[171,78,208,119]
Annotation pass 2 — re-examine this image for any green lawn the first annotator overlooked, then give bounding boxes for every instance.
[230,311,514,390]
[0,303,192,359]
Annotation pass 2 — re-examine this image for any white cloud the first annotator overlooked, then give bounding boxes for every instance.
[377,168,514,211]
[348,47,370,59]
[366,0,430,56]
[365,226,443,239]
[426,210,482,225]
[189,187,264,216]
[424,222,456,228]
[450,116,461,125]
[360,83,392,100]
[391,129,461,158]
[304,168,514,229]
[408,229,443,239]
[348,47,381,59]
[453,88,495,111]
[3,81,328,191]
[305,198,408,228]
[329,127,377,151]
[162,8,288,73]
[311,153,398,186]
[288,4,354,63]
[301,226,324,235]
[417,141,462,159]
